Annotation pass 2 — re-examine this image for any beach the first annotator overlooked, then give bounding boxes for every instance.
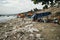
[0,17,60,40]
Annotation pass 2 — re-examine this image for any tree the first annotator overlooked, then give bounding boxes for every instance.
[32,0,60,8]
[55,0,60,7]
[43,5,48,9]
[34,8,38,11]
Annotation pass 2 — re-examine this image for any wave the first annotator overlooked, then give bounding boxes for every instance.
[0,16,17,23]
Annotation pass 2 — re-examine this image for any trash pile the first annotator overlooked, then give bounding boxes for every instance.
[0,18,44,40]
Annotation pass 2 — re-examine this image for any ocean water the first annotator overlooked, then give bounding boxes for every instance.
[0,16,17,23]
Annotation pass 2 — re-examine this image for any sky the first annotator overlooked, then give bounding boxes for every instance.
[0,0,44,14]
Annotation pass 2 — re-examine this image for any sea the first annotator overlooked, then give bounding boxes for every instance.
[0,16,17,23]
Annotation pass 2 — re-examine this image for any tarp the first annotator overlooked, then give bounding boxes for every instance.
[32,12,51,18]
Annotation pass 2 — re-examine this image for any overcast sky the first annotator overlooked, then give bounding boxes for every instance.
[0,0,44,14]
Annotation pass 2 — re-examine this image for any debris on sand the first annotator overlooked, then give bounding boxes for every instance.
[0,18,45,40]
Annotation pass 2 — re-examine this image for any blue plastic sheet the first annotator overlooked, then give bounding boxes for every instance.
[32,12,51,18]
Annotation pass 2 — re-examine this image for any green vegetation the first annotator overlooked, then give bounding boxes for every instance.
[32,0,60,9]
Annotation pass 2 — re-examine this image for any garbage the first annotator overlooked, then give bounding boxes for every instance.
[27,27,39,33]
[29,34,34,37]
[57,37,60,40]
[4,25,7,27]
[11,23,39,33]
[0,18,45,40]
[36,34,41,38]
[50,29,55,32]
